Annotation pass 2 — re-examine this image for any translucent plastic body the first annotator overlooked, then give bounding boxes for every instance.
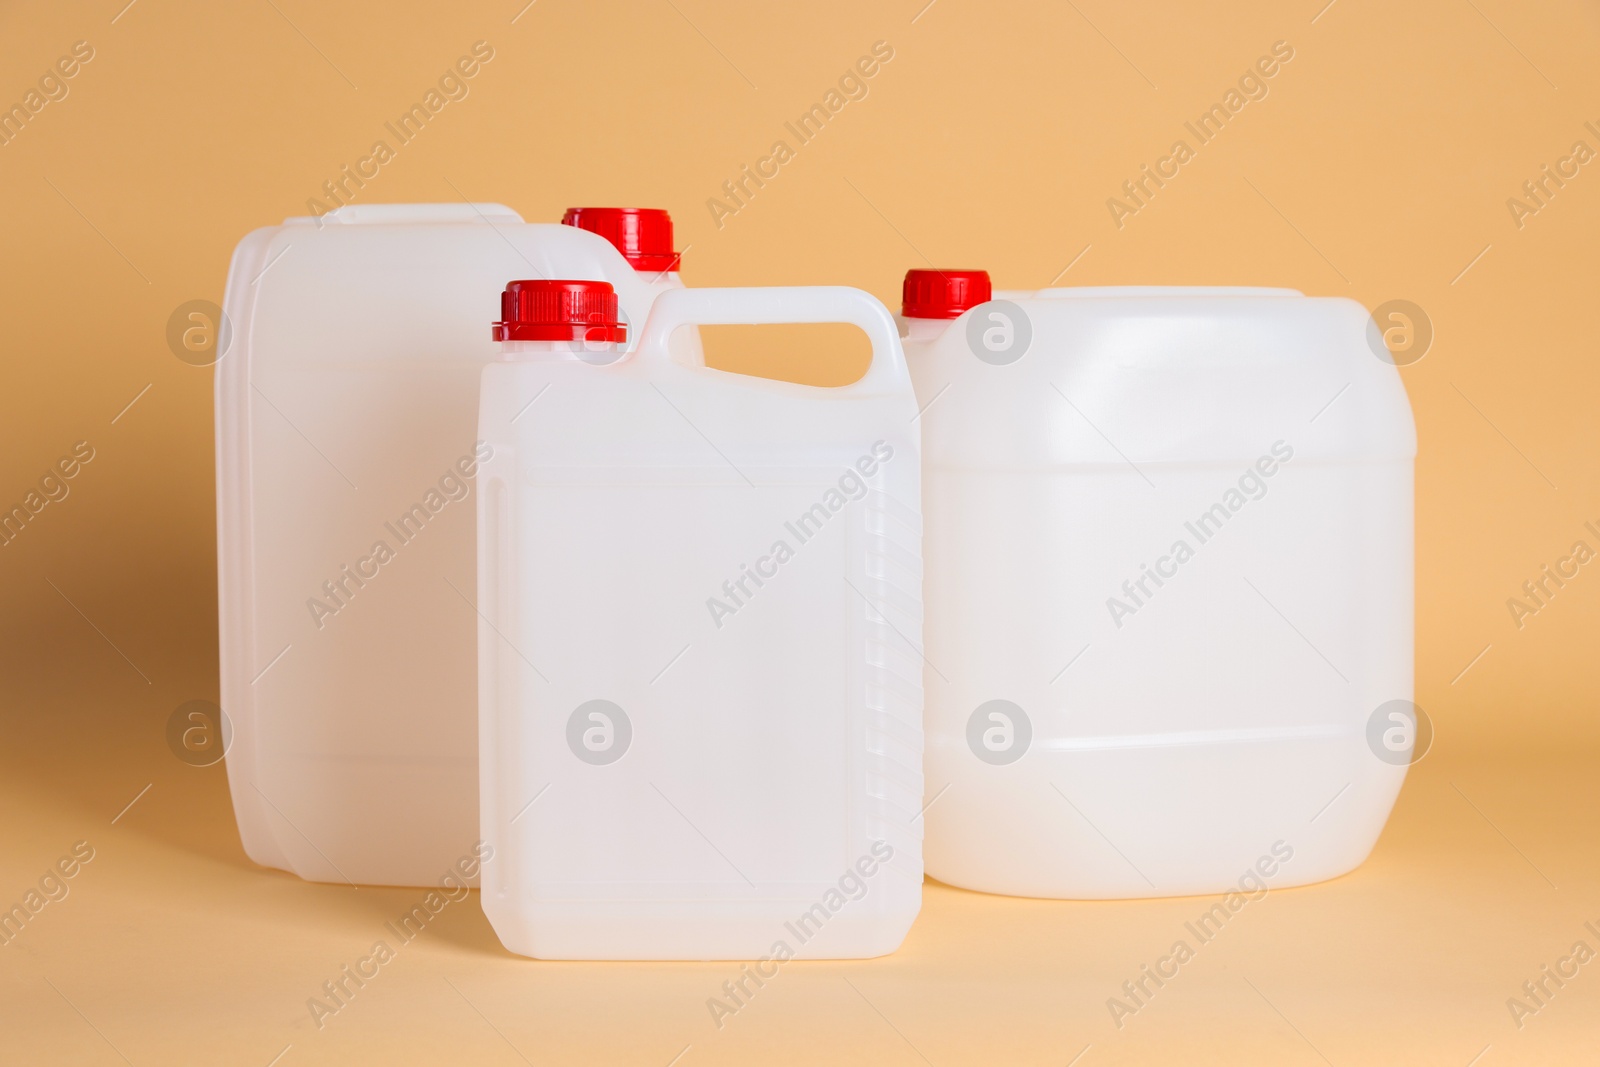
[906,288,1416,898]
[478,287,924,959]
[216,204,690,887]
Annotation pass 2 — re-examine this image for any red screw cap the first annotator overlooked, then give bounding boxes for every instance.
[561,207,681,273]
[493,280,627,343]
[902,269,993,319]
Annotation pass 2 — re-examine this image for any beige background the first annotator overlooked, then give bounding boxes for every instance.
[2,0,1598,1062]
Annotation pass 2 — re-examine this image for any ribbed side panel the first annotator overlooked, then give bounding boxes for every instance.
[861,486,924,870]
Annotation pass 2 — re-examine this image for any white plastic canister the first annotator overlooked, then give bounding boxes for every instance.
[216,204,689,887]
[902,270,1416,899]
[478,281,924,959]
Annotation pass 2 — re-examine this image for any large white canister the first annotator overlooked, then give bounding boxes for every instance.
[902,270,1416,899]
[216,204,688,887]
[477,282,924,959]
